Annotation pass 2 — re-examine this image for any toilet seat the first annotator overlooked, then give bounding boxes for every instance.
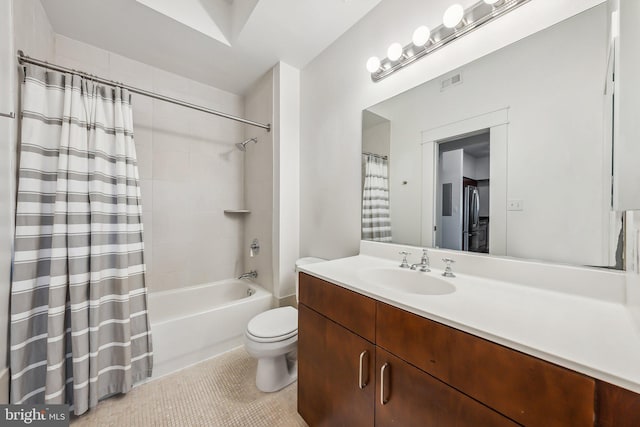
[247,306,298,343]
[246,329,297,343]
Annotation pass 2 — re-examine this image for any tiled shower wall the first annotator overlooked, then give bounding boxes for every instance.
[54,35,247,293]
[243,70,274,295]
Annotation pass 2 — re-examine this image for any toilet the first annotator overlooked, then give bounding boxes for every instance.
[244,257,325,392]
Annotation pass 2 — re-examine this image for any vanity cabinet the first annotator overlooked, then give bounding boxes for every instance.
[375,348,517,427]
[298,272,376,342]
[298,274,376,427]
[298,273,512,426]
[297,272,640,426]
[596,380,640,427]
[298,304,375,426]
[376,302,594,427]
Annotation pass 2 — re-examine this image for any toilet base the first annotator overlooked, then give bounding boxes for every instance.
[255,351,297,392]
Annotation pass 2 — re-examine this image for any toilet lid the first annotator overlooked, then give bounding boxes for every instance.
[247,306,298,341]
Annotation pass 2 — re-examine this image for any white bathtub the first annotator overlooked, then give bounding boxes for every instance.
[148,279,272,378]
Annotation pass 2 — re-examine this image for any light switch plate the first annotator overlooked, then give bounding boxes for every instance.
[507,199,524,211]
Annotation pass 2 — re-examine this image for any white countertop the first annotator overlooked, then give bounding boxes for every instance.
[299,253,640,394]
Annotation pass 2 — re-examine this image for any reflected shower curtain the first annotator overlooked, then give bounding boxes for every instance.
[362,154,392,242]
[10,65,153,415]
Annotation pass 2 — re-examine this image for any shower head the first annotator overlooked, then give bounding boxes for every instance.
[235,138,258,151]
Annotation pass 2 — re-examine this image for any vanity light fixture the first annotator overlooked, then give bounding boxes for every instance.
[443,4,465,28]
[412,26,432,47]
[387,43,404,61]
[367,0,531,82]
[366,56,382,73]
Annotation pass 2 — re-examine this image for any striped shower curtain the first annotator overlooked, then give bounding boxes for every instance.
[10,65,153,415]
[362,154,392,242]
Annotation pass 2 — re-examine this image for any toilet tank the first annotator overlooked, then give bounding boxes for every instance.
[295,257,326,302]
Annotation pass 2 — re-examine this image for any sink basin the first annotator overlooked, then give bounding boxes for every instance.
[357,268,456,295]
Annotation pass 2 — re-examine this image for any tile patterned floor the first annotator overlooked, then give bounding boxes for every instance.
[71,348,308,427]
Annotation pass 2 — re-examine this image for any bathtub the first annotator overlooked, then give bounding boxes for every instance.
[148,279,272,378]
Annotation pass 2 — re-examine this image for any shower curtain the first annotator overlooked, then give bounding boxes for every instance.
[362,154,392,242]
[10,65,153,415]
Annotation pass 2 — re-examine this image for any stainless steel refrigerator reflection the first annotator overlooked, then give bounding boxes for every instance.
[463,185,480,251]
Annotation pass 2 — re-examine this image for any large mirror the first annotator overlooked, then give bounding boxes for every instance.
[361,3,626,269]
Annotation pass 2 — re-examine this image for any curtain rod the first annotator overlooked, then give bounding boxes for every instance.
[363,152,388,160]
[17,50,271,132]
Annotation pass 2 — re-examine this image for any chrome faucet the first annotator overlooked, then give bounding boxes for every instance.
[441,258,456,278]
[399,251,411,268]
[410,249,430,272]
[238,270,258,280]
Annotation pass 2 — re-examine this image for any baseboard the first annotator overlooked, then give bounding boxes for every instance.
[278,295,297,308]
[0,367,9,404]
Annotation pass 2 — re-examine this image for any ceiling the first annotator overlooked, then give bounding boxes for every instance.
[39,0,382,94]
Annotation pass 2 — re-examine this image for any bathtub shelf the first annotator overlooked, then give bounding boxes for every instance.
[224,209,251,214]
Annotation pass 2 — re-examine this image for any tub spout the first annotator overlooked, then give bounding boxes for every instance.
[239,270,258,280]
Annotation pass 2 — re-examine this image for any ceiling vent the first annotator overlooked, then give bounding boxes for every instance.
[441,73,463,91]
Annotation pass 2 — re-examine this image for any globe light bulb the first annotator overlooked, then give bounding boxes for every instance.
[366,56,381,73]
[387,43,403,61]
[443,4,465,28]
[412,26,431,47]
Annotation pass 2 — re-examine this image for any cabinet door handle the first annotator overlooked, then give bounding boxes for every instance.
[380,362,390,405]
[358,350,369,389]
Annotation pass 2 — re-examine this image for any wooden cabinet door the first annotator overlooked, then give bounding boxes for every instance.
[299,272,376,341]
[375,348,518,427]
[377,302,595,427]
[597,380,640,427]
[298,304,375,427]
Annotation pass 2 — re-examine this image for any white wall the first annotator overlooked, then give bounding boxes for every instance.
[366,5,608,266]
[0,0,13,117]
[362,118,391,158]
[613,0,640,210]
[13,0,55,62]
[300,0,605,261]
[475,156,490,181]
[463,153,476,180]
[272,62,301,301]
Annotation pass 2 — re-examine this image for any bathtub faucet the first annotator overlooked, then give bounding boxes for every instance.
[239,270,258,280]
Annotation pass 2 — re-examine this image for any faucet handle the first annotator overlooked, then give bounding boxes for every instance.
[399,251,411,268]
[419,249,430,272]
[441,258,456,278]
